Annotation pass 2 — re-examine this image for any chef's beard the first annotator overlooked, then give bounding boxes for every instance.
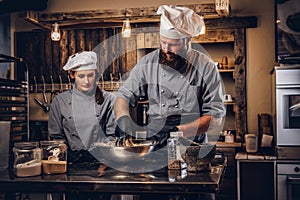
[158,49,188,71]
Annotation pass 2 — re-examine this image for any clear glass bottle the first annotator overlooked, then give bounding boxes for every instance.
[13,142,42,177]
[40,140,67,174]
[167,131,183,170]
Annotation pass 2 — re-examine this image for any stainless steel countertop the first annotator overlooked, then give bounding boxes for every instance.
[0,158,226,195]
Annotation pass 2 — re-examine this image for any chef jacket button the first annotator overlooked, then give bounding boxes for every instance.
[68,102,71,105]
[175,91,179,95]
[162,73,166,77]
[180,75,184,79]
[161,89,164,93]
[96,114,99,117]
[68,116,72,119]
[175,105,179,108]
[161,103,165,107]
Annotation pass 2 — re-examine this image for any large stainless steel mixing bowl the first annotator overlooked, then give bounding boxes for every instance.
[97,145,153,162]
[89,141,168,173]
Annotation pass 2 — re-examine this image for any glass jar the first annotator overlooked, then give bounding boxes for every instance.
[13,142,42,177]
[40,140,67,174]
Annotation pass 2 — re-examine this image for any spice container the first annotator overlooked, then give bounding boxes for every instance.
[40,140,67,174]
[13,142,42,177]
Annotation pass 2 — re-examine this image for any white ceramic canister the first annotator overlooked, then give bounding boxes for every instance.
[245,134,258,153]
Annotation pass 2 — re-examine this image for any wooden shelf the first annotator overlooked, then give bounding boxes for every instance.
[219,69,234,72]
[216,141,242,148]
[224,101,235,105]
[219,68,236,79]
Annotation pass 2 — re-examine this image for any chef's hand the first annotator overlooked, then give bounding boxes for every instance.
[115,115,135,146]
[151,126,179,150]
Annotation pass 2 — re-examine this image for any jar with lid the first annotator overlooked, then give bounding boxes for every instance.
[13,142,42,177]
[40,140,67,174]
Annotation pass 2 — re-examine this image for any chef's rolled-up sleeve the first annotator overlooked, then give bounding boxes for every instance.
[117,63,147,107]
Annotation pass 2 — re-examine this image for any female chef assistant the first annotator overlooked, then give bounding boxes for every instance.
[48,51,116,154]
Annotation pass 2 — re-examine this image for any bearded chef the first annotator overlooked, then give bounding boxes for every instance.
[115,5,226,147]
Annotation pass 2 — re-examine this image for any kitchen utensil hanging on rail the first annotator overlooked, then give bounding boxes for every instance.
[33,75,50,113]
[50,75,57,103]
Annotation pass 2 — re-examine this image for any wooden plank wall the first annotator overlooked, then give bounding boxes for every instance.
[16,27,139,85]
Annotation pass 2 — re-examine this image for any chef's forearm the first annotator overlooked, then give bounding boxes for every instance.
[177,115,212,137]
[114,97,130,120]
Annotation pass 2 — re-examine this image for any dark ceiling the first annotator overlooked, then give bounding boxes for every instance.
[0,0,48,15]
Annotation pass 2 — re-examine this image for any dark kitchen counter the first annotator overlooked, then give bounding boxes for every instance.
[0,158,226,196]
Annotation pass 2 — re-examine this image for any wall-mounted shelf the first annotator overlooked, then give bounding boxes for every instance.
[219,69,235,73]
[219,69,236,79]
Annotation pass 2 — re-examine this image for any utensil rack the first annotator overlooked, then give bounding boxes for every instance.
[0,54,29,142]
[29,81,123,93]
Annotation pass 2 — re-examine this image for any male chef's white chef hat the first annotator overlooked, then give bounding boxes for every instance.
[157,5,205,39]
[63,51,97,71]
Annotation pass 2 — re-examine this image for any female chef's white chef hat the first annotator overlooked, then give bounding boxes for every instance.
[157,5,205,39]
[63,51,97,71]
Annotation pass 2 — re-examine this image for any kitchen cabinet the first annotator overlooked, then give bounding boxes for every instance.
[236,154,276,200]
[216,142,242,200]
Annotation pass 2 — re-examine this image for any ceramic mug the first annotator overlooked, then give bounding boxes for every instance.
[223,94,232,102]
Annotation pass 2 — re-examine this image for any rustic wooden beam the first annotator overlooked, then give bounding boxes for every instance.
[205,16,257,29]
[20,8,257,32]
[234,29,247,138]
[18,3,220,29]
[36,3,217,23]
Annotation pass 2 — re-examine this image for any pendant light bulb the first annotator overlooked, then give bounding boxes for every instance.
[51,22,61,41]
[122,19,131,38]
[215,0,230,16]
